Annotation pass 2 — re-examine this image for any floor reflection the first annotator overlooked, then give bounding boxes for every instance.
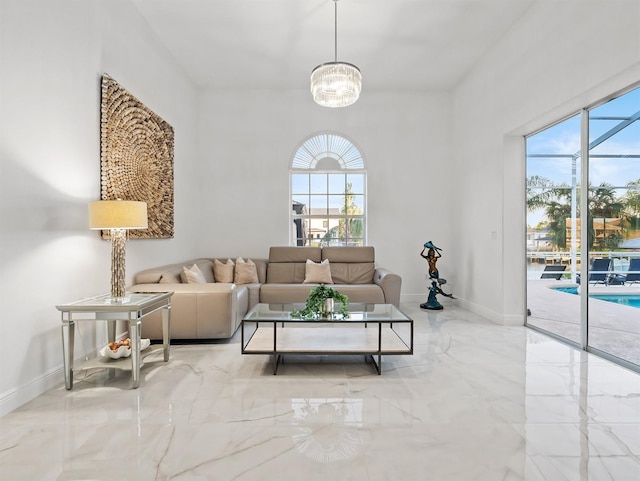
[291,398,364,463]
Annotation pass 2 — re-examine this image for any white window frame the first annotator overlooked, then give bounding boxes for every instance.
[290,132,367,247]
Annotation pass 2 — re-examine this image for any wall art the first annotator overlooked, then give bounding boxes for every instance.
[100,74,174,239]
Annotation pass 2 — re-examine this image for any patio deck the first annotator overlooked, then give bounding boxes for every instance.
[527,279,640,367]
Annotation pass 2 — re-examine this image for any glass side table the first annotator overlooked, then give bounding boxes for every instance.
[56,292,173,389]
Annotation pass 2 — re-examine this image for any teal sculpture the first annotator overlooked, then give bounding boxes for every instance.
[420,241,454,310]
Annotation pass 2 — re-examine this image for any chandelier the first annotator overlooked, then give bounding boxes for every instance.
[310,0,361,108]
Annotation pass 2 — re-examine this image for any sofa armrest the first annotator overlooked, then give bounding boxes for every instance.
[373,268,402,306]
[129,283,246,339]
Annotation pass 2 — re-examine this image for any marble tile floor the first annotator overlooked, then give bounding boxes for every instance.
[1,303,639,481]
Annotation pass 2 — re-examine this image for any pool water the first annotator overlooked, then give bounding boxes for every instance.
[554,287,578,295]
[551,286,640,308]
[591,295,640,309]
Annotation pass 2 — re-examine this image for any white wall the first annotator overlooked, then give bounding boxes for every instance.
[196,88,454,302]
[0,0,199,415]
[451,0,640,324]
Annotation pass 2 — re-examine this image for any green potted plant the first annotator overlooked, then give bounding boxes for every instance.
[291,284,349,319]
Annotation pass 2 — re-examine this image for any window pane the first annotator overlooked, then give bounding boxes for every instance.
[328,174,345,194]
[587,86,640,366]
[309,195,328,215]
[328,194,344,212]
[291,195,309,208]
[349,195,364,213]
[347,174,364,194]
[291,174,309,194]
[310,174,327,194]
[526,113,581,345]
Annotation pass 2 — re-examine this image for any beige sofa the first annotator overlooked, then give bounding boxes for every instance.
[130,246,401,340]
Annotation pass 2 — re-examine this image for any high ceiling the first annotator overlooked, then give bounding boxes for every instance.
[131,0,535,91]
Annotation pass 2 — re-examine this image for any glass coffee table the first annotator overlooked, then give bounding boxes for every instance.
[241,303,413,374]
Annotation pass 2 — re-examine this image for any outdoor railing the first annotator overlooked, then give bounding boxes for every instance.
[528,251,639,279]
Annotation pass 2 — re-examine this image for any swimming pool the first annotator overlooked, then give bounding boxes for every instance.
[551,286,640,308]
[591,294,640,308]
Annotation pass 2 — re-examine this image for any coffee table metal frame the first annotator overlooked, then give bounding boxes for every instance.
[241,303,413,374]
[56,291,173,389]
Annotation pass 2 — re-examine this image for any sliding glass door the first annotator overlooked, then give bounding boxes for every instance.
[586,89,640,367]
[525,85,640,371]
[526,115,582,344]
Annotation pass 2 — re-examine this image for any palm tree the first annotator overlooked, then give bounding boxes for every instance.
[338,183,363,245]
[527,175,561,212]
[527,176,573,249]
[622,178,640,235]
[589,183,624,249]
[544,201,571,249]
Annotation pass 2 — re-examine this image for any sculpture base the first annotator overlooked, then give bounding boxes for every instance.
[420,302,443,310]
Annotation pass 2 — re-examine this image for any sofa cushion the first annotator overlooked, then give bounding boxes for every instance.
[267,246,321,284]
[329,262,375,284]
[260,284,319,303]
[303,259,333,284]
[135,259,210,284]
[259,283,385,304]
[322,246,375,263]
[235,257,259,284]
[322,246,375,284]
[195,260,215,283]
[135,264,179,284]
[181,264,207,284]
[269,246,321,263]
[329,284,385,303]
[213,258,235,283]
[159,270,181,284]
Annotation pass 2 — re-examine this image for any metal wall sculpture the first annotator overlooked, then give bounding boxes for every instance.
[100,74,174,239]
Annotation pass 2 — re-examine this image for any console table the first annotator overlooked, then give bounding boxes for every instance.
[56,292,173,389]
[242,303,413,374]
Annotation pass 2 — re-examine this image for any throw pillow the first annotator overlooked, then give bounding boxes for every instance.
[213,258,235,283]
[159,271,181,284]
[234,257,259,284]
[180,263,207,284]
[303,258,333,284]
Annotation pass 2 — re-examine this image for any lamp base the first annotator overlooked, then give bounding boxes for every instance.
[110,229,127,300]
[105,295,130,304]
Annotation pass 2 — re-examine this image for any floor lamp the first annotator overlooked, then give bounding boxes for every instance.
[89,200,148,302]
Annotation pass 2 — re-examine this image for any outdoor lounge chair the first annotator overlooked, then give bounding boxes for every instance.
[624,258,640,285]
[588,258,611,285]
[540,265,567,280]
[577,258,611,285]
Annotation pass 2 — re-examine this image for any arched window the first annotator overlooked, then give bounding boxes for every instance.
[290,132,366,246]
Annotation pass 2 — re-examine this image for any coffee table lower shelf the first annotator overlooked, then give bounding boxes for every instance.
[242,326,411,374]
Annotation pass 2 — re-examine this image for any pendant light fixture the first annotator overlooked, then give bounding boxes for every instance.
[310,0,361,108]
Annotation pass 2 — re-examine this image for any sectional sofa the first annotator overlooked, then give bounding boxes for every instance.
[130,246,401,340]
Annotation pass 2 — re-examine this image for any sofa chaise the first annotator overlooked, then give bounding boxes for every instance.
[129,246,401,340]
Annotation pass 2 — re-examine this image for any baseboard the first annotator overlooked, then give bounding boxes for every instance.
[0,367,64,418]
[400,293,457,309]
[0,345,102,418]
[401,293,524,326]
[456,298,524,326]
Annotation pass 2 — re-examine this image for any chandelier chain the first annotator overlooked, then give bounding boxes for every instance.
[334,0,338,62]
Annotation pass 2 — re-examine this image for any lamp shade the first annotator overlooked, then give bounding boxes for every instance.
[88,200,148,230]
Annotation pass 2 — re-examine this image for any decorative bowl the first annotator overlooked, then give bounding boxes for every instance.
[99,339,151,359]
